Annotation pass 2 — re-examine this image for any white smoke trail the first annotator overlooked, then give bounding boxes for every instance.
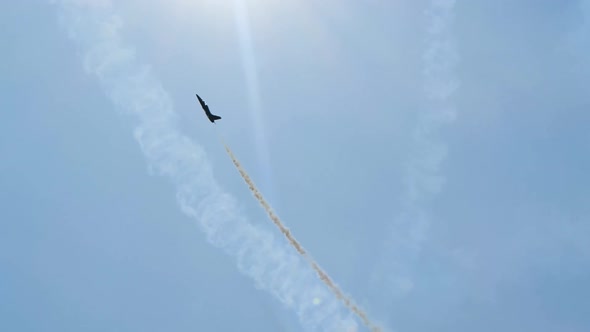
[371,0,459,299]
[51,1,359,331]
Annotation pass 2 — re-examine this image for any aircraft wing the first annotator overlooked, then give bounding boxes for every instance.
[195,94,207,109]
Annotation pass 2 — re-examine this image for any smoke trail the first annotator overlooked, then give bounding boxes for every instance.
[370,0,459,303]
[223,143,383,332]
[51,1,360,331]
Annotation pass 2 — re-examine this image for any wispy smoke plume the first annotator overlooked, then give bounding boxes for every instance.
[223,143,383,332]
[371,0,459,300]
[51,1,359,330]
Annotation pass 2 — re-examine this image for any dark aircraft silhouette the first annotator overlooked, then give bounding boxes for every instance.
[196,94,222,123]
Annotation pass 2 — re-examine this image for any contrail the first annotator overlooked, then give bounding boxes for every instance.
[369,0,459,310]
[51,1,362,331]
[222,142,383,332]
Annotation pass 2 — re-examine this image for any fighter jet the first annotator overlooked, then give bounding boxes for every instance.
[196,94,222,123]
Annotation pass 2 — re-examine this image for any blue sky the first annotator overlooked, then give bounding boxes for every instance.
[1,0,589,331]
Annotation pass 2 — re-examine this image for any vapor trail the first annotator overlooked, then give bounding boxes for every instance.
[370,0,459,304]
[223,143,383,332]
[51,1,361,331]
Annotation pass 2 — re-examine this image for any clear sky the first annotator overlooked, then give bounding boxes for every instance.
[1,0,589,331]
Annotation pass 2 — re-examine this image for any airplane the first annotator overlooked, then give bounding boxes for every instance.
[196,94,222,123]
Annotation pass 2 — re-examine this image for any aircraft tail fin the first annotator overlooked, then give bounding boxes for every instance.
[211,115,221,121]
